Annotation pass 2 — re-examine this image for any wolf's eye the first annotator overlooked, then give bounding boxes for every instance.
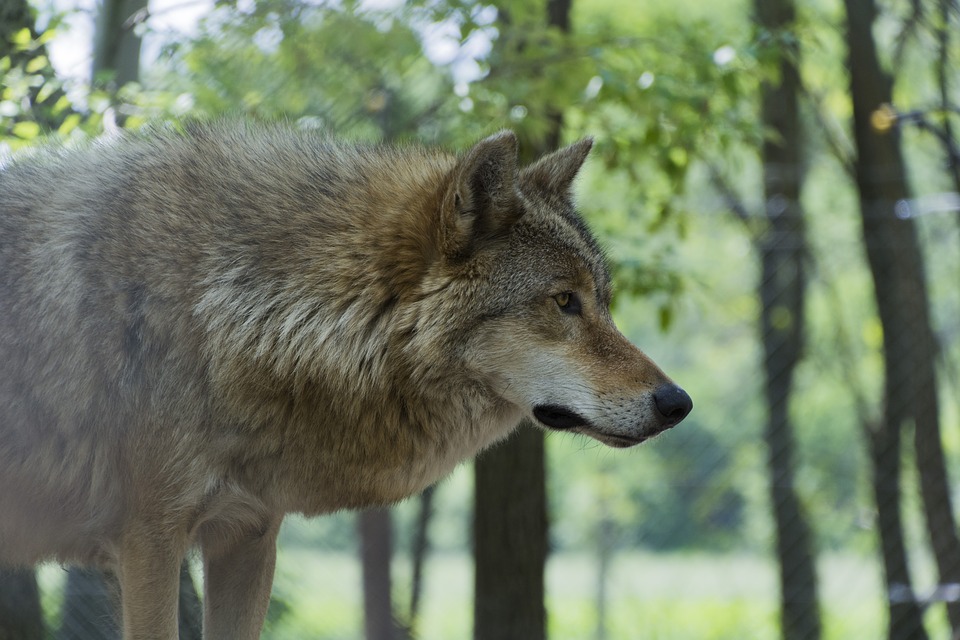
[554,291,581,315]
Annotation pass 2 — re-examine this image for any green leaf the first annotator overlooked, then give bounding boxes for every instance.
[668,146,688,168]
[35,29,58,47]
[658,304,674,331]
[35,79,57,104]
[58,113,81,136]
[25,55,49,74]
[11,28,33,49]
[12,120,41,140]
[51,95,72,114]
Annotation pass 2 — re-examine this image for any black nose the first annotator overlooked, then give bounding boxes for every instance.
[653,384,693,427]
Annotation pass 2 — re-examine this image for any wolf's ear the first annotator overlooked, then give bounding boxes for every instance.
[443,131,522,259]
[520,137,593,196]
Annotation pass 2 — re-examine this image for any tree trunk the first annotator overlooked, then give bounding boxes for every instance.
[934,0,960,201]
[753,1,822,638]
[844,0,960,637]
[866,419,927,640]
[91,0,147,88]
[0,568,44,640]
[359,508,397,640]
[474,423,548,640]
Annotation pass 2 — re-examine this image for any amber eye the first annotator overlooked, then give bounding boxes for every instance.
[554,291,581,315]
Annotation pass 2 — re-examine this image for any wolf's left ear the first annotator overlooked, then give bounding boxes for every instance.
[520,137,593,196]
[443,130,522,259]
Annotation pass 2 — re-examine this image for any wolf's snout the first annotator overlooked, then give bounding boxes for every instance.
[653,384,693,427]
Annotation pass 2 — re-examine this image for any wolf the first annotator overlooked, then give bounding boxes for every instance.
[0,122,691,639]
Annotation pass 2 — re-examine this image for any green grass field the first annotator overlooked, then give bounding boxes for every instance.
[263,549,925,640]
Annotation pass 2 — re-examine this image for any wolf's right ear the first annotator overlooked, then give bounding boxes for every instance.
[519,137,593,197]
[442,131,522,259]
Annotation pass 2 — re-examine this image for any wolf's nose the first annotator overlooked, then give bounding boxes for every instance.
[653,384,693,427]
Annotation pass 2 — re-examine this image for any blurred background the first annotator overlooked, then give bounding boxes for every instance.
[1,0,959,638]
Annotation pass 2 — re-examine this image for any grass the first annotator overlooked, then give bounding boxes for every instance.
[263,549,912,640]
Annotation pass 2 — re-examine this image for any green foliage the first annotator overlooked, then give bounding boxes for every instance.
[151,0,459,142]
[0,38,63,145]
[0,20,138,147]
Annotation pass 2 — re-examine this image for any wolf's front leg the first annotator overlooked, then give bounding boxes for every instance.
[117,523,186,640]
[200,517,282,640]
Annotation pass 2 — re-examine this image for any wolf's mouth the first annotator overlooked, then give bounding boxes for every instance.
[532,404,590,430]
[532,405,650,448]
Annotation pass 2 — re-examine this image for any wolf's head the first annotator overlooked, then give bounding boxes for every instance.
[433,131,692,448]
